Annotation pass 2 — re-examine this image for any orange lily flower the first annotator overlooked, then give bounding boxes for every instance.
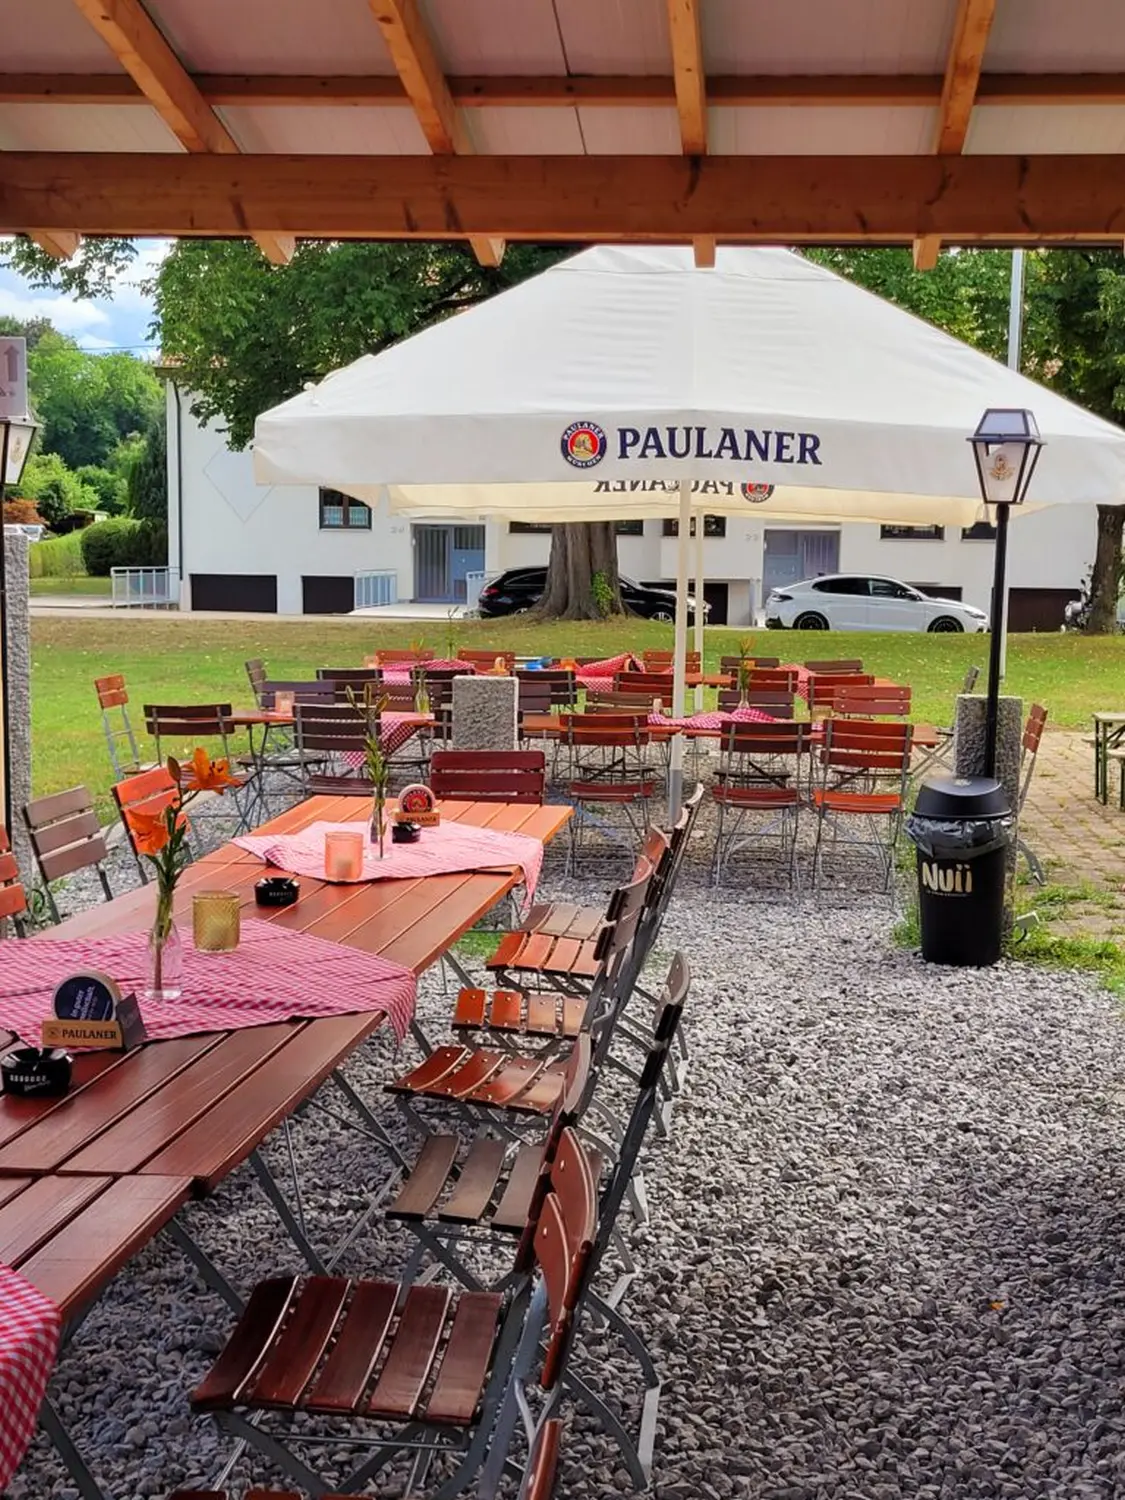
[126,808,171,857]
[179,747,240,794]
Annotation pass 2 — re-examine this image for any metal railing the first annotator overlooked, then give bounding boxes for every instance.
[354,570,399,610]
[110,566,180,609]
[464,570,495,614]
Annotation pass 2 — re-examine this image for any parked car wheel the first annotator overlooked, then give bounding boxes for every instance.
[927,616,964,633]
[794,611,830,630]
[648,606,675,623]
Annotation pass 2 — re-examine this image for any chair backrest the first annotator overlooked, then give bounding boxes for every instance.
[460,648,517,670]
[584,691,658,715]
[746,667,800,690]
[372,648,436,664]
[641,649,700,673]
[720,719,814,760]
[962,664,982,694]
[23,786,110,885]
[806,672,875,711]
[517,675,554,716]
[804,658,864,673]
[531,1127,598,1388]
[717,686,795,716]
[293,700,374,753]
[421,667,461,710]
[821,717,913,776]
[260,679,334,709]
[0,827,29,927]
[1019,703,1049,809]
[430,750,546,804]
[112,765,183,865]
[375,681,420,711]
[315,667,382,685]
[518,668,578,709]
[720,655,780,672]
[94,673,129,710]
[650,784,703,939]
[561,711,650,747]
[244,658,267,707]
[614,671,682,695]
[833,683,912,718]
[144,703,234,740]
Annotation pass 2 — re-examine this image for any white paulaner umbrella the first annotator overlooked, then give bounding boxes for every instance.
[254,245,1125,813]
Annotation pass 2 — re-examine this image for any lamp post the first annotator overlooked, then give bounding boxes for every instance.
[969,408,1043,779]
[0,415,38,832]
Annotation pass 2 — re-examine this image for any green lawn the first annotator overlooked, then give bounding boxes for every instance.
[30,613,1125,809]
[29,576,112,597]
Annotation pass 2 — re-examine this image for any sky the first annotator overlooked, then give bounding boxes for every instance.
[0,239,168,355]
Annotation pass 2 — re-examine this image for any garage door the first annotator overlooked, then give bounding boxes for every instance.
[1006,587,1074,632]
[190,574,278,612]
[302,576,354,614]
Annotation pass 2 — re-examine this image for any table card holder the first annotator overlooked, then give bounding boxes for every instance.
[397,783,440,826]
[41,970,148,1051]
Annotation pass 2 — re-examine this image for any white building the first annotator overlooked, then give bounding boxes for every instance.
[167,384,1096,630]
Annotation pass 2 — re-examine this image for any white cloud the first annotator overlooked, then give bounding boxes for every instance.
[0,282,111,336]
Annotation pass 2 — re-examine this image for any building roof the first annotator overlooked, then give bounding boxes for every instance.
[3,1,1125,265]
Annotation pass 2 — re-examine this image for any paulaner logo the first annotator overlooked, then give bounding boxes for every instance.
[617,425,822,465]
[920,860,973,895]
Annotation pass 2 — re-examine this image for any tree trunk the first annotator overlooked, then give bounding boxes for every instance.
[536,522,624,620]
[1087,504,1125,633]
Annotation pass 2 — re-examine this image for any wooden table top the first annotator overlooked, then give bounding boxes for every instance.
[0,796,570,1320]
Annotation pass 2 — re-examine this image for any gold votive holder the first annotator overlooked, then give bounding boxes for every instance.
[324,829,364,881]
[192,890,241,952]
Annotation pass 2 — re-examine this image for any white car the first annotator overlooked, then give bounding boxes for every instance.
[765,574,989,634]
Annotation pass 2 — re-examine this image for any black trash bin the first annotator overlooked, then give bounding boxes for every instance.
[905,775,1013,967]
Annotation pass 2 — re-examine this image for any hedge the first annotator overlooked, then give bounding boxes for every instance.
[79,518,168,577]
[28,531,86,579]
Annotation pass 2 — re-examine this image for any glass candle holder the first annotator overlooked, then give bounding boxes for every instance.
[192,890,241,952]
[324,829,364,881]
[273,690,295,716]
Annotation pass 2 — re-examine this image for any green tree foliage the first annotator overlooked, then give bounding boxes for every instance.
[127,419,167,521]
[154,240,568,448]
[28,330,162,471]
[15,452,96,529]
[0,314,54,352]
[0,238,137,300]
[80,516,166,575]
[75,464,127,515]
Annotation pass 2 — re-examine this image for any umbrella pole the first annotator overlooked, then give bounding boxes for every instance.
[693,512,705,712]
[668,479,692,823]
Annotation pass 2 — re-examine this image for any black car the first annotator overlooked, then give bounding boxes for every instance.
[477,568,709,622]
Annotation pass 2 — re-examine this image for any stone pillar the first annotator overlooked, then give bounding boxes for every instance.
[3,531,32,876]
[451,675,518,752]
[952,693,1023,814]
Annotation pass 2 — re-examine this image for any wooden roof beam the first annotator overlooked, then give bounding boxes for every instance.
[68,0,293,266]
[368,0,502,269]
[3,152,1122,244]
[913,0,997,270]
[665,1,712,267]
[27,230,82,260]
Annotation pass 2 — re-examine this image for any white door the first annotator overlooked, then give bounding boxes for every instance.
[868,578,928,631]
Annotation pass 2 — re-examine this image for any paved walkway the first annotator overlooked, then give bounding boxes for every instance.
[1020,729,1125,938]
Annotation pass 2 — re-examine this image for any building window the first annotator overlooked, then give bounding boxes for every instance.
[961,521,997,540]
[880,524,944,541]
[615,520,643,536]
[319,489,371,530]
[663,516,727,538]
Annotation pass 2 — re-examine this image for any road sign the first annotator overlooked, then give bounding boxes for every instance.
[0,339,28,420]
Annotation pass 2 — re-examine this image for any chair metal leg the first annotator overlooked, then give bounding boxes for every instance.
[39,1397,113,1500]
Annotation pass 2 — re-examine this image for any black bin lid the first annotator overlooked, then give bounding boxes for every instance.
[913,774,1010,819]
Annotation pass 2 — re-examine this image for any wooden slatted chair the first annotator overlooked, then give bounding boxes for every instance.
[613,671,684,696]
[293,700,377,796]
[720,654,780,672]
[641,649,700,673]
[711,722,814,890]
[806,671,875,715]
[1017,702,1049,882]
[803,658,864,673]
[459,648,517,671]
[811,718,913,892]
[430,749,546,804]
[833,683,912,719]
[370,647,436,666]
[245,657,268,708]
[259,679,333,707]
[561,713,658,870]
[316,667,382,686]
[910,663,982,779]
[584,690,657,714]
[190,1124,597,1499]
[144,704,256,832]
[389,959,691,1492]
[94,673,152,780]
[112,766,193,883]
[0,826,30,935]
[518,667,578,711]
[717,685,796,718]
[23,786,113,923]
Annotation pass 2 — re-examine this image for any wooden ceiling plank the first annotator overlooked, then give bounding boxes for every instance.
[666,0,708,155]
[68,0,293,265]
[367,0,502,267]
[3,152,1123,244]
[8,70,1125,109]
[28,230,82,260]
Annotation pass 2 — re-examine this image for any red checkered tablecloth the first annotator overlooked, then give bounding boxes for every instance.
[0,919,417,1046]
[380,659,473,684]
[236,820,543,912]
[0,1263,59,1489]
[574,653,639,693]
[658,706,776,730]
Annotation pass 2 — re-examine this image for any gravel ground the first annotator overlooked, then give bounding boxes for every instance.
[10,779,1125,1499]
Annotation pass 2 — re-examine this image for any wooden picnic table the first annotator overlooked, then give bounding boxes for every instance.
[0,795,570,1322]
[1091,711,1125,804]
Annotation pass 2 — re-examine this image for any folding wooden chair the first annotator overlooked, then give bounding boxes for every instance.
[711,721,814,890]
[93,673,152,780]
[244,657,268,707]
[717,685,796,717]
[144,704,257,831]
[293,700,377,795]
[811,718,913,891]
[112,765,193,883]
[641,649,700,673]
[560,713,659,869]
[803,658,864,673]
[0,826,30,935]
[519,667,578,711]
[910,663,982,779]
[259,679,334,708]
[23,786,113,923]
[720,654,780,673]
[190,1123,598,1499]
[371,647,436,666]
[833,683,912,718]
[431,749,546,804]
[806,671,875,715]
[459,648,517,671]
[1018,702,1049,882]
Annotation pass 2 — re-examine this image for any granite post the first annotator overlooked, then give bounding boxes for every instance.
[3,530,31,879]
[451,674,518,752]
[952,691,1023,928]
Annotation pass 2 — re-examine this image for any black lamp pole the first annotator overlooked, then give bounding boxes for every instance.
[983,501,1010,780]
[0,420,12,835]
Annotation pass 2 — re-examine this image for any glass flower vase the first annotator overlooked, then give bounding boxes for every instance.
[145,889,183,1001]
[370,796,387,858]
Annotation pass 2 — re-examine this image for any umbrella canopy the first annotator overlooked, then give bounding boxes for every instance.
[254,244,1125,526]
